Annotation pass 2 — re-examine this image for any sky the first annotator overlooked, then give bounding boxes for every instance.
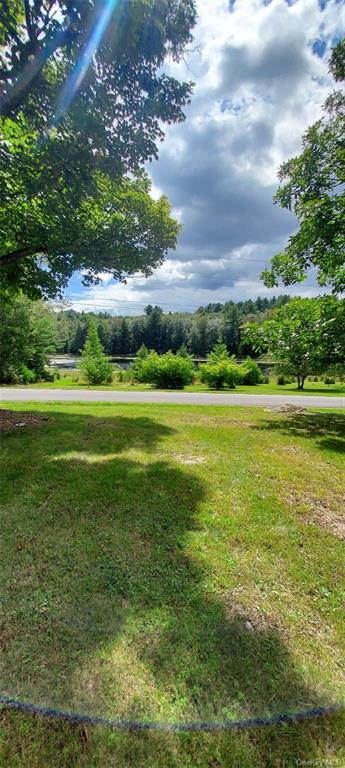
[67,0,343,316]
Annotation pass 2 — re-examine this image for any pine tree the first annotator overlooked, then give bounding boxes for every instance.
[80,319,112,385]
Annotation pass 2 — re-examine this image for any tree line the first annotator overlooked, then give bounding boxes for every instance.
[54,296,289,358]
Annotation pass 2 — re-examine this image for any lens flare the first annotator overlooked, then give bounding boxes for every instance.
[53,0,120,125]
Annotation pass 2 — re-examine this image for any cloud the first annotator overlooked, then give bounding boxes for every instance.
[68,0,342,314]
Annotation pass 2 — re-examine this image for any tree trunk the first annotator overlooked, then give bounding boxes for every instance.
[297,375,305,390]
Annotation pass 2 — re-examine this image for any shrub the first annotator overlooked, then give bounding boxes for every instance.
[324,376,335,384]
[137,351,194,389]
[18,364,37,384]
[40,367,58,382]
[200,361,240,389]
[277,375,285,385]
[238,358,263,385]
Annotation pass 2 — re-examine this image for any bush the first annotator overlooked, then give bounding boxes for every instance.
[200,361,240,389]
[324,376,335,384]
[137,351,194,389]
[277,375,285,385]
[18,364,37,384]
[40,367,59,382]
[238,358,263,385]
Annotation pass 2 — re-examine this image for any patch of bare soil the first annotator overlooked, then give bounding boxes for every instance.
[286,488,345,541]
[0,409,48,434]
[174,454,207,465]
[222,596,283,633]
[265,404,307,414]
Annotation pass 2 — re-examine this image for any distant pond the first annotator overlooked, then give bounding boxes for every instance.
[49,356,274,372]
[49,356,134,370]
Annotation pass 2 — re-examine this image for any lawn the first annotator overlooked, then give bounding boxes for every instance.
[0,403,344,767]
[5,376,345,396]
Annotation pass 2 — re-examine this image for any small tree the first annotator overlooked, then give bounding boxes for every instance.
[131,344,150,381]
[80,319,112,385]
[207,341,230,363]
[243,297,345,389]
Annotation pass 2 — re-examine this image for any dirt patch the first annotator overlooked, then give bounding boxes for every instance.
[265,404,307,414]
[286,489,345,540]
[174,454,207,465]
[222,597,283,633]
[0,409,48,434]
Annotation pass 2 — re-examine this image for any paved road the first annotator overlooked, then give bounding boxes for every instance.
[0,388,343,408]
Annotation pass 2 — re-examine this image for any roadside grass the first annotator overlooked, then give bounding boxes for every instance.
[0,403,344,766]
[4,376,345,396]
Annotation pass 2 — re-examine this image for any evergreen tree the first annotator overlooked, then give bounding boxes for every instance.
[80,319,112,385]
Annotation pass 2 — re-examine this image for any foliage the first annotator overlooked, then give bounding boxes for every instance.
[0,134,181,298]
[244,297,345,389]
[52,295,289,358]
[0,0,196,297]
[79,318,112,385]
[135,350,194,389]
[207,341,230,363]
[238,358,263,385]
[200,360,240,389]
[0,291,56,383]
[262,41,345,293]
[199,340,241,389]
[131,343,150,380]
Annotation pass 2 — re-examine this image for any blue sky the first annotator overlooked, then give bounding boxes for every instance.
[67,0,343,316]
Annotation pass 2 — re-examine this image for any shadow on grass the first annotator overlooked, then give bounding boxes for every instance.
[0,409,342,764]
[255,411,345,454]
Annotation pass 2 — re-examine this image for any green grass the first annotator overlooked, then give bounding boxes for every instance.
[0,403,344,766]
[4,376,345,396]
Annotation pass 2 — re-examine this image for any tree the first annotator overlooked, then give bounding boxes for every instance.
[207,341,229,363]
[0,143,181,297]
[243,297,345,389]
[119,317,132,355]
[262,40,345,294]
[97,318,112,355]
[221,304,240,355]
[143,305,163,350]
[0,291,56,382]
[0,0,196,296]
[80,317,112,385]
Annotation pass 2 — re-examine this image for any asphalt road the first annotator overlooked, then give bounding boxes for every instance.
[0,388,343,408]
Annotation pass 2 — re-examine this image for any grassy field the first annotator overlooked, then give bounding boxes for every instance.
[0,403,344,767]
[4,376,345,396]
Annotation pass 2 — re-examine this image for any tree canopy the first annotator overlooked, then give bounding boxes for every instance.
[262,40,345,294]
[0,0,196,297]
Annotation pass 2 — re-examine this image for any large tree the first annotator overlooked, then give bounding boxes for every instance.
[262,40,345,294]
[0,0,196,296]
